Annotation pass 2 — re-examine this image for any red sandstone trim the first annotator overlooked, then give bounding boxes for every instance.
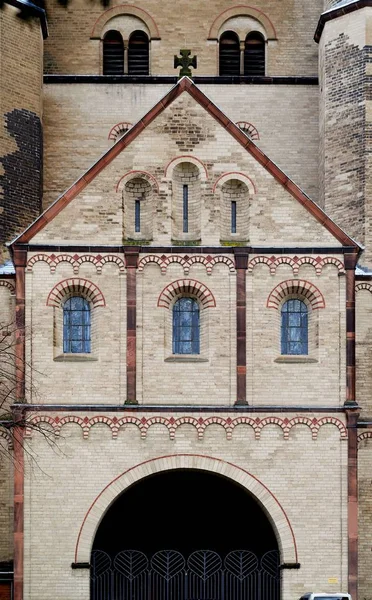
[266,279,326,310]
[115,170,159,193]
[345,253,357,406]
[74,453,298,563]
[212,171,257,194]
[125,249,139,404]
[164,155,209,179]
[346,410,359,599]
[11,77,360,250]
[46,278,106,307]
[90,4,161,39]
[207,5,277,39]
[157,278,216,308]
[235,252,248,405]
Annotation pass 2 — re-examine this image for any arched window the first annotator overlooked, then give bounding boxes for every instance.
[173,298,200,354]
[281,299,308,355]
[128,31,149,75]
[244,31,265,76]
[219,31,240,76]
[103,30,124,75]
[63,296,91,353]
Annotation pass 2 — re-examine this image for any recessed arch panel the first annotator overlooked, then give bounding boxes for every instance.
[91,4,161,39]
[208,5,277,40]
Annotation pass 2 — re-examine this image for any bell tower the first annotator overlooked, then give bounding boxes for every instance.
[316,0,372,262]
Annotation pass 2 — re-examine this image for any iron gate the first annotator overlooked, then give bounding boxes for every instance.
[91,549,280,600]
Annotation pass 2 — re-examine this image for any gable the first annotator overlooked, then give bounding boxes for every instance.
[14,78,358,250]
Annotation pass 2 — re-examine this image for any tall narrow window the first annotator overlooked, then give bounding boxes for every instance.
[231,201,237,233]
[63,297,91,353]
[128,31,149,75]
[281,299,308,355]
[135,199,141,232]
[244,32,265,76]
[103,31,124,75]
[219,31,240,76]
[173,298,200,354]
[183,184,189,233]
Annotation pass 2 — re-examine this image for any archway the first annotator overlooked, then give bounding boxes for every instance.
[90,470,281,600]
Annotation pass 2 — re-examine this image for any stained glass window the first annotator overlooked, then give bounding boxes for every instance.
[63,296,91,353]
[173,298,200,354]
[281,299,308,355]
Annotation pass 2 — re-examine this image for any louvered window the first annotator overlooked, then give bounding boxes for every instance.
[103,31,124,75]
[128,31,149,75]
[219,31,240,76]
[244,32,265,76]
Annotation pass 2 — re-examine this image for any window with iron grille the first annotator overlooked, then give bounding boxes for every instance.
[173,298,200,354]
[219,31,240,76]
[281,299,308,355]
[128,31,149,75]
[244,32,265,76]
[103,30,124,75]
[63,297,91,353]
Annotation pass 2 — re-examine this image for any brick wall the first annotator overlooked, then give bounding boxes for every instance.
[0,4,43,257]
[43,0,323,76]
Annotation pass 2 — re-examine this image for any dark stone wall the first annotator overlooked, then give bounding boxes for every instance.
[0,109,42,248]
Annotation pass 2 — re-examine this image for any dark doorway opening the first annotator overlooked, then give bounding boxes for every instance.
[91,470,280,600]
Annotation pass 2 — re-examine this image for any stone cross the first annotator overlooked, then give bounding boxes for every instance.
[174,49,197,78]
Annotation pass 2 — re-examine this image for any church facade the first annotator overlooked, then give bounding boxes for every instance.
[1,1,372,600]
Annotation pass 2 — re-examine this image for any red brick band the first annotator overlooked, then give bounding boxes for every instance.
[125,249,139,404]
[235,251,248,405]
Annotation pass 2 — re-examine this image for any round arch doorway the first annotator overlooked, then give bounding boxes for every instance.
[91,470,280,600]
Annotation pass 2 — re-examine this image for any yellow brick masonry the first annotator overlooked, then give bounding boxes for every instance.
[22,415,348,600]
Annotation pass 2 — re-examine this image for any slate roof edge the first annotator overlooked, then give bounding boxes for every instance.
[4,0,48,39]
[314,0,372,42]
[8,77,361,251]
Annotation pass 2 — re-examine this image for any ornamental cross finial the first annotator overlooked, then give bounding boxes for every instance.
[174,49,197,78]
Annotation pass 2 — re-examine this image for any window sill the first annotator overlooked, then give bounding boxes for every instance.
[54,354,98,362]
[165,355,209,363]
[274,355,317,364]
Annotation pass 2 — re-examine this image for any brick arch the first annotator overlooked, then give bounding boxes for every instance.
[356,282,372,294]
[46,278,106,308]
[213,171,256,195]
[164,156,209,180]
[108,122,133,141]
[358,431,372,445]
[0,279,15,295]
[208,5,277,40]
[91,4,161,39]
[74,454,298,563]
[236,122,260,141]
[157,279,216,309]
[267,279,326,310]
[116,170,159,194]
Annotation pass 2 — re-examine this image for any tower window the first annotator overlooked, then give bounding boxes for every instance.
[128,31,149,75]
[281,299,308,355]
[173,298,200,354]
[135,199,141,232]
[103,30,124,75]
[63,296,91,353]
[244,32,265,76]
[231,201,237,233]
[219,31,240,76]
[183,184,189,233]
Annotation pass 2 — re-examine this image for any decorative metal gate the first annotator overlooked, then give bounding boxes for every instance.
[91,549,280,600]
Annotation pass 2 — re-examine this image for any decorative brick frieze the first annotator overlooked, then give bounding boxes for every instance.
[248,255,344,276]
[27,253,125,275]
[24,414,348,441]
[267,279,326,310]
[157,279,216,308]
[46,278,106,307]
[138,254,235,275]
